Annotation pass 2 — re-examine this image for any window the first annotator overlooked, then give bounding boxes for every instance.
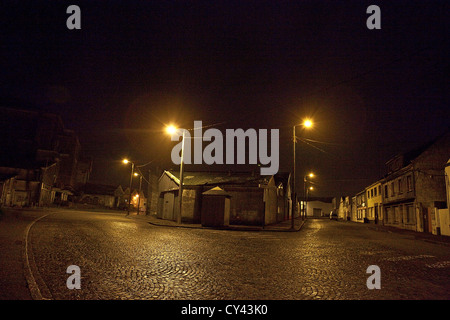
[407,175,413,192]
[277,184,284,197]
[398,179,403,194]
[385,207,393,223]
[371,189,374,197]
[385,185,388,198]
[374,187,377,197]
[406,205,415,224]
[394,206,400,223]
[390,183,395,197]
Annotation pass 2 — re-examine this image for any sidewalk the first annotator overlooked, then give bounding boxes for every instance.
[127,213,306,232]
[343,219,450,247]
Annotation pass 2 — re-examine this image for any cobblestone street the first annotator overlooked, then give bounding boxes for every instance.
[2,208,450,300]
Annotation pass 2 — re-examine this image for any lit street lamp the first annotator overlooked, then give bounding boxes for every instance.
[303,173,315,219]
[133,172,143,215]
[292,118,314,229]
[123,159,135,215]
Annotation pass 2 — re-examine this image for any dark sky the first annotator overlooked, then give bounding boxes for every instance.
[1,0,449,197]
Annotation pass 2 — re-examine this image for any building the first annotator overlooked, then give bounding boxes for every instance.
[77,183,125,209]
[304,197,333,217]
[146,167,162,215]
[337,196,346,220]
[365,181,383,224]
[351,196,357,221]
[0,163,58,207]
[436,159,450,236]
[355,190,366,223]
[381,131,450,233]
[0,106,91,207]
[157,170,292,226]
[131,188,147,214]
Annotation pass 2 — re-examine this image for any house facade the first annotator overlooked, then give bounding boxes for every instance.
[381,131,450,232]
[351,196,357,221]
[305,197,333,217]
[366,181,383,224]
[355,190,366,223]
[436,159,450,236]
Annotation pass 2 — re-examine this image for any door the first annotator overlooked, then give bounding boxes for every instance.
[423,208,432,233]
[374,205,379,224]
[163,192,175,220]
[313,208,321,217]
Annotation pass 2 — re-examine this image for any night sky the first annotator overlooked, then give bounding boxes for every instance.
[1,0,449,197]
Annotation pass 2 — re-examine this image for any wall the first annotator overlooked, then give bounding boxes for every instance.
[264,178,278,225]
[384,202,417,231]
[445,160,450,207]
[157,172,179,219]
[146,168,161,215]
[338,198,345,219]
[351,197,357,221]
[414,133,450,207]
[438,208,450,236]
[366,183,382,223]
[181,188,202,223]
[79,194,115,208]
[226,187,264,226]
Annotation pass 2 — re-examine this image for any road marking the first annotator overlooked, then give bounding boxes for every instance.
[383,254,435,262]
[426,261,450,269]
[23,212,54,300]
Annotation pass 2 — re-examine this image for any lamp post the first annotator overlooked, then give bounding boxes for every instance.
[292,119,314,229]
[123,159,134,215]
[303,173,314,219]
[134,172,142,215]
[166,125,185,224]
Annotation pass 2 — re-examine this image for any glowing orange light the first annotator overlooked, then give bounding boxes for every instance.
[303,119,313,128]
[166,125,177,135]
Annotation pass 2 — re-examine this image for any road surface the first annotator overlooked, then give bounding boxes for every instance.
[1,208,450,300]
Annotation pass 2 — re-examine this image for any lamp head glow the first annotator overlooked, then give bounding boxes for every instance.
[166,125,177,135]
[303,119,313,128]
[123,159,129,164]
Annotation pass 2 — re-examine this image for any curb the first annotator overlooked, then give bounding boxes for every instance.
[129,215,307,233]
[344,219,450,247]
[23,212,54,300]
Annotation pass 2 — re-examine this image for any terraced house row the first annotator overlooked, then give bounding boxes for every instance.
[335,129,450,236]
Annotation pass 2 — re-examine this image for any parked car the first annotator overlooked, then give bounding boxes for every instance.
[329,209,338,220]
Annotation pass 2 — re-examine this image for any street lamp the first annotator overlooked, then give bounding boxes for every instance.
[166,125,185,224]
[292,119,314,229]
[303,174,315,219]
[133,172,143,215]
[123,158,134,215]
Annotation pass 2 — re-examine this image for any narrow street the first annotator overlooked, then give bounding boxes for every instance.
[1,208,450,300]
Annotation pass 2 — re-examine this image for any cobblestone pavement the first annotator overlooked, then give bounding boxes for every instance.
[23,209,450,300]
